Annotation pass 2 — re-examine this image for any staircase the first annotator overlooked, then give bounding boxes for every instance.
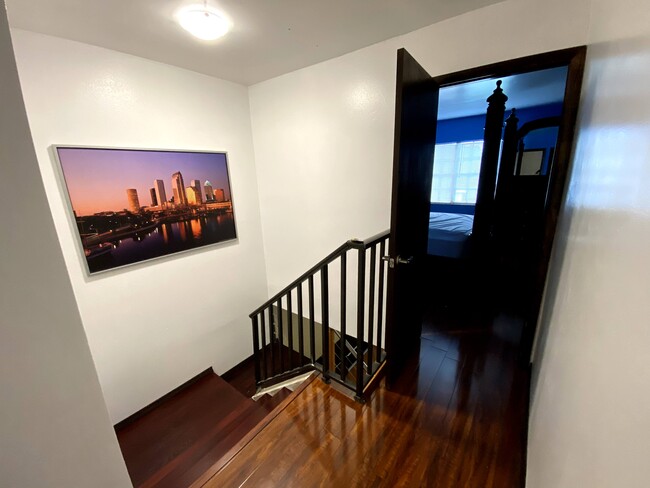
[250,230,390,402]
[116,370,268,488]
[117,231,392,486]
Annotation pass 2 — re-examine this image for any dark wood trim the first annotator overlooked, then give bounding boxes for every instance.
[520,365,533,488]
[114,367,213,431]
[522,46,587,362]
[430,46,585,87]
[362,359,387,397]
[189,372,319,488]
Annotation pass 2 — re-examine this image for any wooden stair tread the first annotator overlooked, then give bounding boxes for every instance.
[116,371,267,488]
[256,387,293,412]
[197,377,344,487]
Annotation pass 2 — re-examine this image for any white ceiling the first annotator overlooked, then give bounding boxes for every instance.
[438,66,569,120]
[6,0,502,86]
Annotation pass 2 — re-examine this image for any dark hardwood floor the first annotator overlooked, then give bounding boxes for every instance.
[116,371,268,488]
[200,306,530,487]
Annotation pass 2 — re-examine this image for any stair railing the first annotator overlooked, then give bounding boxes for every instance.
[250,230,390,402]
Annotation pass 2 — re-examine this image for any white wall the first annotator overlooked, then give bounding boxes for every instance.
[11,30,269,423]
[249,0,590,299]
[527,0,650,486]
[0,6,131,487]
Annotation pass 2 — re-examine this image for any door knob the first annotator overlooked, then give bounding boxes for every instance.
[382,255,412,268]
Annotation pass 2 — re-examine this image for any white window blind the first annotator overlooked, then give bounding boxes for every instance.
[430,140,483,204]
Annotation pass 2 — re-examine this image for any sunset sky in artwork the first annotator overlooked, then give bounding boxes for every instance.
[57,147,232,216]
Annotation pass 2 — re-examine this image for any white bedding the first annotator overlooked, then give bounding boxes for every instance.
[428,212,474,258]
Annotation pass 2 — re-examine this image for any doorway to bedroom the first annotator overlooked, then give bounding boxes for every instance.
[428,67,568,259]
[426,66,570,335]
[384,47,586,383]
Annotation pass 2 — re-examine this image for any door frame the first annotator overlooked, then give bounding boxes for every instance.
[386,46,586,373]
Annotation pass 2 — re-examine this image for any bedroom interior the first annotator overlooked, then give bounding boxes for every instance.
[393,50,586,396]
[427,67,567,259]
[426,65,569,331]
[2,0,650,486]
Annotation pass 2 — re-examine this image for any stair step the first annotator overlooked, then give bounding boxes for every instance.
[116,370,267,488]
[256,387,293,412]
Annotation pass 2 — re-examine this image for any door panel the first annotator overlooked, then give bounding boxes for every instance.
[385,49,439,383]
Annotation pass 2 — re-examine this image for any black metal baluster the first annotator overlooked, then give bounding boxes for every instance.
[377,239,386,363]
[367,245,377,376]
[252,315,261,384]
[355,248,366,401]
[260,310,267,380]
[297,282,304,366]
[340,252,347,382]
[287,289,294,370]
[277,297,284,372]
[321,265,330,382]
[308,275,316,365]
[268,306,276,376]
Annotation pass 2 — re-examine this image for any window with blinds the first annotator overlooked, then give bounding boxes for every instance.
[430,141,483,204]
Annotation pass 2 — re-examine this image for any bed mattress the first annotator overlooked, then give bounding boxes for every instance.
[427,212,474,258]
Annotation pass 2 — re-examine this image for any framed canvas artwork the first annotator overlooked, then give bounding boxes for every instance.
[54,146,237,274]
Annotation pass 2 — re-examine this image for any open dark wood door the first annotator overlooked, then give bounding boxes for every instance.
[385,49,439,384]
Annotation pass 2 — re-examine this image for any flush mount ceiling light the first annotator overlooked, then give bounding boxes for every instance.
[176,1,231,41]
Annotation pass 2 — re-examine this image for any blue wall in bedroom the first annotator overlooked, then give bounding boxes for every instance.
[430,102,563,213]
[435,102,563,144]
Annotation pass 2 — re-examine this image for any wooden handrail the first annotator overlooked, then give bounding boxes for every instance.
[348,229,390,249]
[249,230,389,317]
[250,229,390,401]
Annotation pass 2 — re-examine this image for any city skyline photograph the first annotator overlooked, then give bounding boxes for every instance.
[57,147,232,216]
[55,146,237,274]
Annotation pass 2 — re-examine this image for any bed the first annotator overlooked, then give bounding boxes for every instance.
[427,211,474,258]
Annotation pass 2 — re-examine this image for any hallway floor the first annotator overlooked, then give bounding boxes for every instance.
[200,308,530,487]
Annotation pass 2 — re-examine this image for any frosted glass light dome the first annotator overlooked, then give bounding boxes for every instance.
[177,5,230,41]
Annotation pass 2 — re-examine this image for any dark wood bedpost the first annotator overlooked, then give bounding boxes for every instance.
[494,108,520,252]
[496,108,519,204]
[473,80,507,242]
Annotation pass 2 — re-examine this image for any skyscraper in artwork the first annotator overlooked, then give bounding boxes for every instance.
[185,186,202,205]
[213,188,226,202]
[149,188,158,206]
[154,179,167,208]
[126,189,140,213]
[172,171,187,206]
[190,179,203,203]
[204,180,214,201]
